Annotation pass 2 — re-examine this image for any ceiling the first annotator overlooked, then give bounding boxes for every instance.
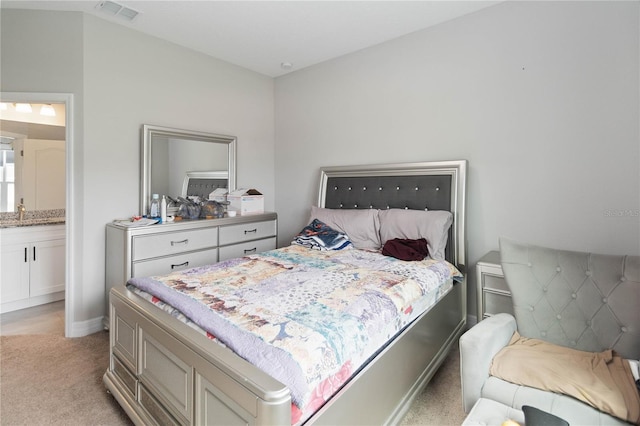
[1,1,502,77]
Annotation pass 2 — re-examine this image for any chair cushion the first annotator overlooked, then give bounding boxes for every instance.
[462,398,524,426]
[482,376,630,426]
[490,332,640,424]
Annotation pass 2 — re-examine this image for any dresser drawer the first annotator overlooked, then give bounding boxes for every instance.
[219,237,276,262]
[132,228,218,261]
[483,291,514,318]
[219,220,276,246]
[132,248,218,278]
[483,273,509,293]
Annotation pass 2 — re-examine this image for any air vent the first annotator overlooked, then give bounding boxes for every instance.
[96,1,140,22]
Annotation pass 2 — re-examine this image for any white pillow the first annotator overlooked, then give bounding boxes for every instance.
[310,206,381,250]
[378,209,453,260]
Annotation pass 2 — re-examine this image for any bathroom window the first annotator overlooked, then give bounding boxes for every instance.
[0,148,15,212]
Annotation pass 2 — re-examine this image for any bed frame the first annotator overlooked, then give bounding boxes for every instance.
[104,160,468,425]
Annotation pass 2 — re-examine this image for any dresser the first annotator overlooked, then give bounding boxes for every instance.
[476,251,513,320]
[105,212,277,325]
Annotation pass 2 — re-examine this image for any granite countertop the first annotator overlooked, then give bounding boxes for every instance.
[0,209,66,228]
[0,217,66,228]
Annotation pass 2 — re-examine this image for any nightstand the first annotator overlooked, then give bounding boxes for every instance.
[476,251,514,320]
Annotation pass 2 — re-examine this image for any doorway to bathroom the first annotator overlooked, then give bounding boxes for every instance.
[0,92,73,337]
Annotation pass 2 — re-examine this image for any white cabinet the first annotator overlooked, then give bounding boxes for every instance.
[476,250,513,320]
[1,242,30,303]
[105,212,277,326]
[0,225,65,313]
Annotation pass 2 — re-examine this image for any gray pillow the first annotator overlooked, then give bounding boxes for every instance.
[378,209,453,260]
[309,206,381,250]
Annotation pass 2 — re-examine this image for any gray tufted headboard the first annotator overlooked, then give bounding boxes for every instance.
[499,238,640,360]
[317,161,467,270]
[181,171,228,200]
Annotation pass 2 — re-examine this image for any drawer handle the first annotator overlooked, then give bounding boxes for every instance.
[244,229,257,234]
[171,261,189,270]
[170,239,189,246]
[244,247,257,254]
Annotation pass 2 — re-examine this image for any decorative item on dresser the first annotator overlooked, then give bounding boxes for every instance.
[103,160,468,426]
[104,213,277,327]
[476,250,512,320]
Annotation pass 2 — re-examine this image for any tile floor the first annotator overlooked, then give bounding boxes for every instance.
[0,300,65,336]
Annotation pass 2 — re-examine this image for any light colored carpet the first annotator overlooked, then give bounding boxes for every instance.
[0,331,132,425]
[400,348,467,426]
[0,330,466,425]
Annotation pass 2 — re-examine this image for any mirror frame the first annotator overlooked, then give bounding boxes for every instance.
[140,124,237,216]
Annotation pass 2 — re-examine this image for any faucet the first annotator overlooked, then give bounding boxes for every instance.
[17,203,26,221]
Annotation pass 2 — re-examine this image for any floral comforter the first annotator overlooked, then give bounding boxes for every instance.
[127,244,461,424]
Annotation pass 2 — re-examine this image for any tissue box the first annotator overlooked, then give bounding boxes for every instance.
[227,188,264,215]
[208,188,228,203]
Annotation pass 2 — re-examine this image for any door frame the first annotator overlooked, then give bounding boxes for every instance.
[1,91,75,337]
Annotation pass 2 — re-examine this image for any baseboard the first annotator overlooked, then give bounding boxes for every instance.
[0,292,65,314]
[68,316,105,337]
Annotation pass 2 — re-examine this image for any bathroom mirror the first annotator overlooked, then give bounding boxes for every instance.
[0,101,66,213]
[141,124,236,216]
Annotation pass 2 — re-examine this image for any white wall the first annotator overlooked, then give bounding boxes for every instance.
[82,15,275,325]
[2,10,275,334]
[274,1,640,318]
[1,9,86,335]
[2,2,638,329]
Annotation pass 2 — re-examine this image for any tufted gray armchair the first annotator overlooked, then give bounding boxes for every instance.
[460,238,639,425]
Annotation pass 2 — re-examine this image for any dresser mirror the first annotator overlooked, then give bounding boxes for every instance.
[141,124,236,216]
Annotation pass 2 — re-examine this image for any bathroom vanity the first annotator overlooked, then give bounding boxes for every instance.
[0,224,66,313]
[104,213,277,327]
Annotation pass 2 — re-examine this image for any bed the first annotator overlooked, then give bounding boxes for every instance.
[104,160,468,425]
